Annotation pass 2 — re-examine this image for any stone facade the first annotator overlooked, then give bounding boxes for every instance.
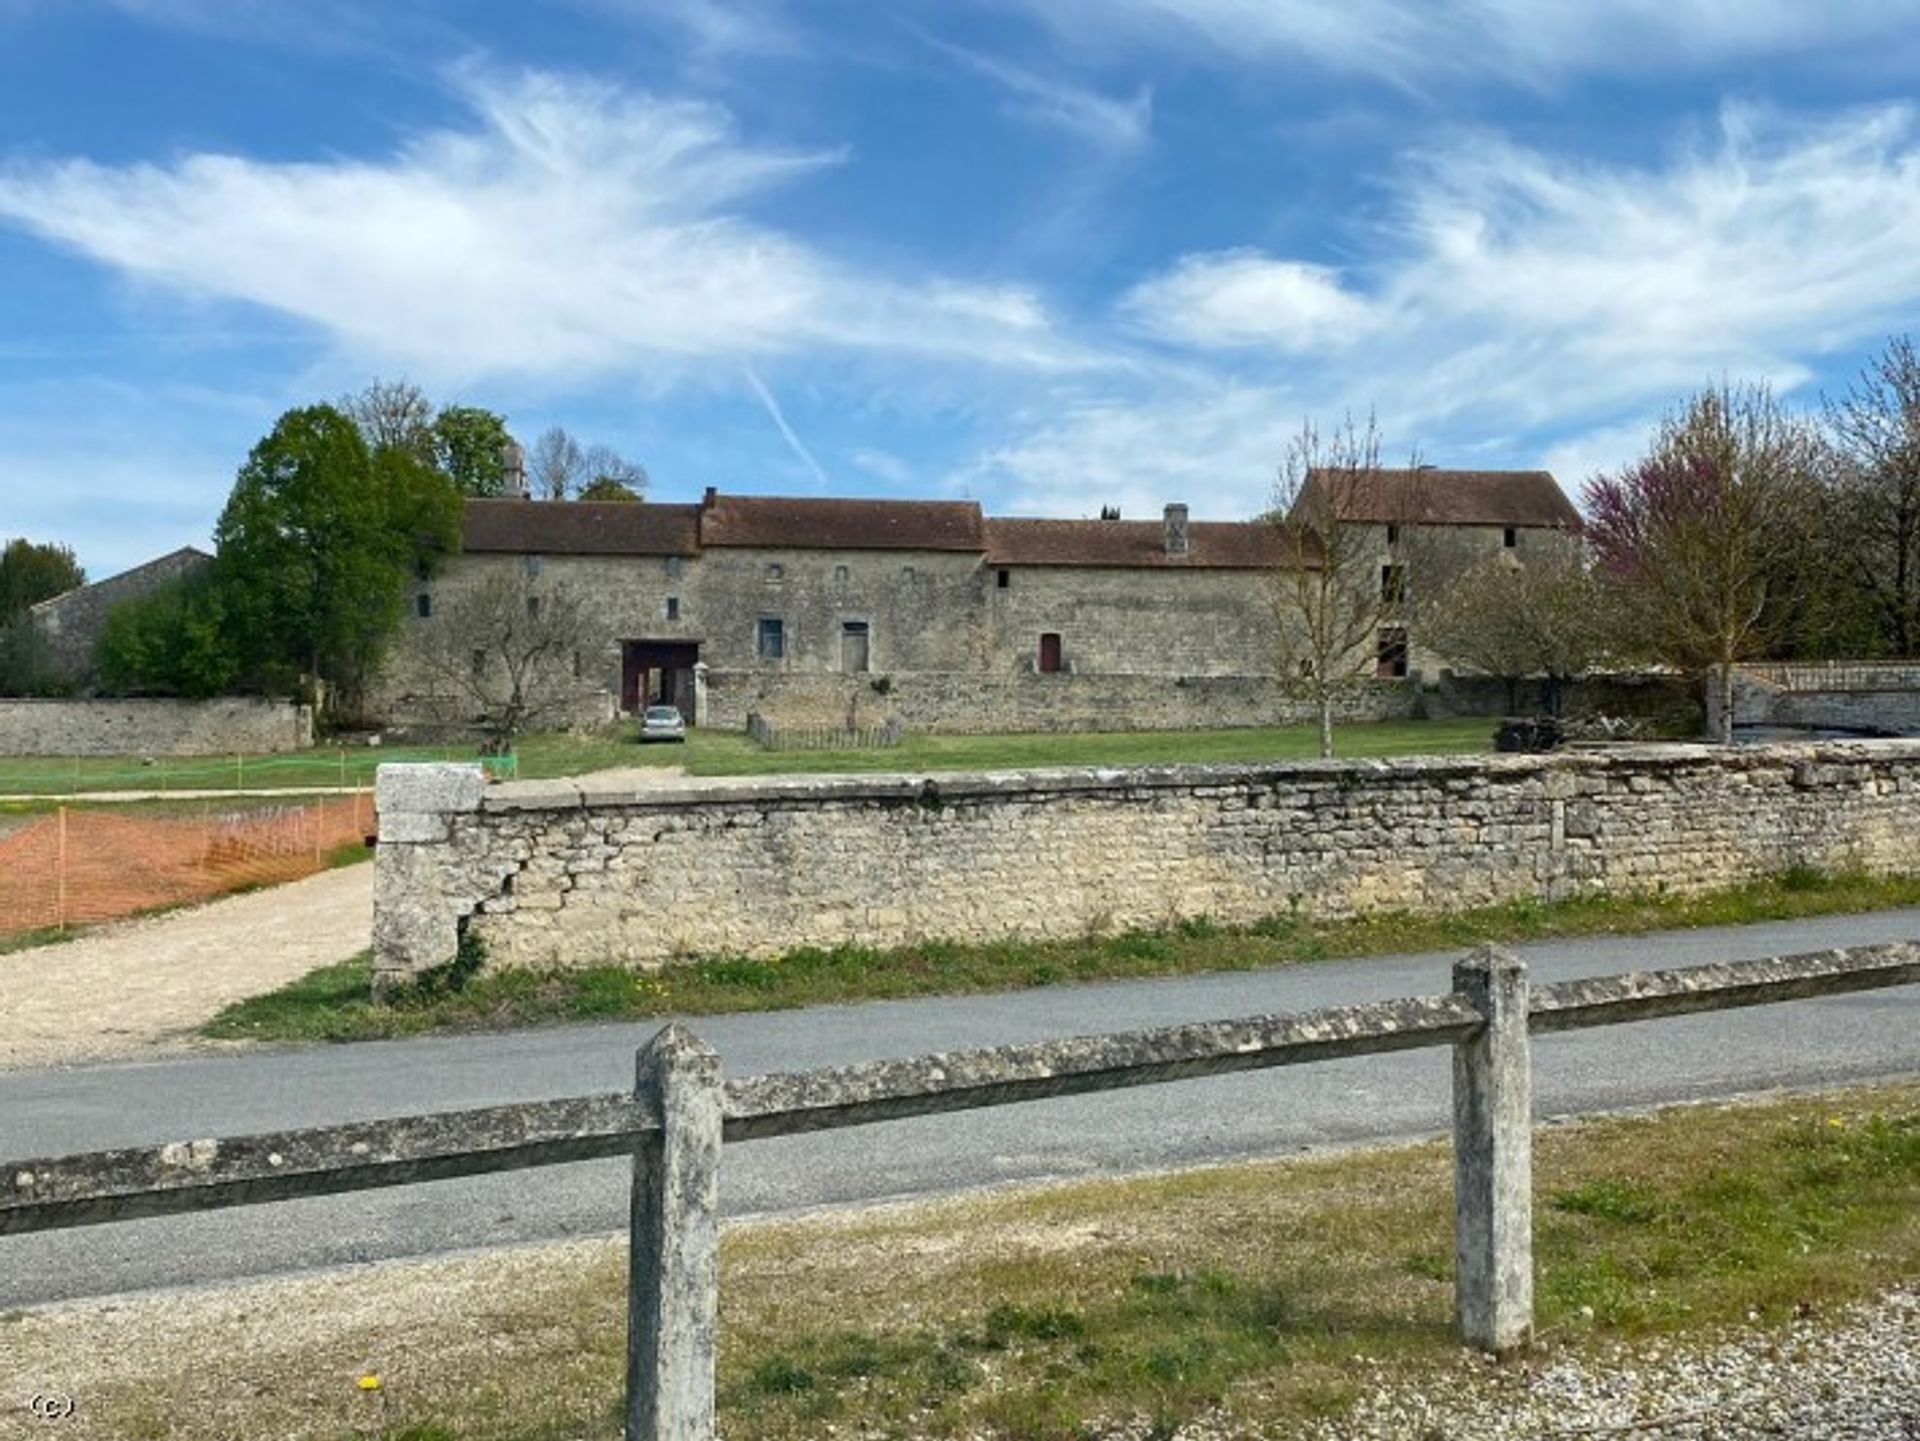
[375,477,1583,736]
[372,741,1920,984]
[21,547,213,692]
[0,697,313,757]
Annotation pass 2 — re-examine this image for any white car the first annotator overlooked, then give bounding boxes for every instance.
[639,705,687,743]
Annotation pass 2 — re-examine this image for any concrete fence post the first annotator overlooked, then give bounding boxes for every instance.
[627,1024,724,1441]
[1451,943,1533,1354]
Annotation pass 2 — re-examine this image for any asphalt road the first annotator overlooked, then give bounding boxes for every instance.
[4,909,1918,1309]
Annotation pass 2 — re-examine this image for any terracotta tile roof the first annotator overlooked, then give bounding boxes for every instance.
[984,518,1313,569]
[699,494,985,551]
[1305,468,1579,528]
[462,500,702,556]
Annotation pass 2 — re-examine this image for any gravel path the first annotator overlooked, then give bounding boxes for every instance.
[1301,1289,1920,1440]
[0,864,372,1071]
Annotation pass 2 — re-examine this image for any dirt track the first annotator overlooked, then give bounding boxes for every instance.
[0,863,373,1071]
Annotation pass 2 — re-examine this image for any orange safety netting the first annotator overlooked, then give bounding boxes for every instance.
[0,794,374,939]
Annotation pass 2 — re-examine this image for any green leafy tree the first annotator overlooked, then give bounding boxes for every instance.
[0,538,85,621]
[578,474,642,502]
[96,569,239,698]
[214,404,461,714]
[432,405,514,497]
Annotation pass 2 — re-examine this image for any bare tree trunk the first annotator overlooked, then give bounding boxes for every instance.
[1319,693,1334,759]
[1717,661,1737,745]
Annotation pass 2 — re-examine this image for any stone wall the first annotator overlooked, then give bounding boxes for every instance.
[704,669,1415,733]
[0,697,313,757]
[372,741,1920,984]
[1714,663,1920,738]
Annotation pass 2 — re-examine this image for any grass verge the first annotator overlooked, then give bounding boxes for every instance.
[0,719,1495,796]
[9,1085,1915,1440]
[202,867,1920,1045]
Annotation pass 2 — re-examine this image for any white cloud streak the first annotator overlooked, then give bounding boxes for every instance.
[925,38,1153,151]
[1007,0,1920,87]
[0,69,1095,385]
[980,104,1920,518]
[743,363,830,487]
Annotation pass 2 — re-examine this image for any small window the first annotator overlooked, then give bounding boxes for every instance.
[572,650,583,679]
[526,554,544,577]
[1503,527,1518,549]
[996,568,1010,590]
[470,648,487,678]
[666,555,684,579]
[1381,564,1406,604]
[765,562,784,581]
[757,617,785,659]
[1386,523,1399,547]
[901,565,916,581]
[1376,627,1409,679]
[666,596,681,622]
[527,595,542,619]
[1038,632,1063,674]
[415,593,431,619]
[834,564,849,586]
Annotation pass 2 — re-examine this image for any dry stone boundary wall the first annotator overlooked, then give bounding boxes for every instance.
[372,741,1920,987]
[0,698,314,757]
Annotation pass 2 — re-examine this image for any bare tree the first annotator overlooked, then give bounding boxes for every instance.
[343,378,436,461]
[1422,545,1610,716]
[528,426,587,501]
[583,443,648,497]
[1270,413,1423,758]
[414,568,609,749]
[525,426,648,501]
[1824,334,1920,657]
[1583,381,1819,743]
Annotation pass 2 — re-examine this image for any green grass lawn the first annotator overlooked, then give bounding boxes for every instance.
[202,866,1920,1045]
[0,718,1495,796]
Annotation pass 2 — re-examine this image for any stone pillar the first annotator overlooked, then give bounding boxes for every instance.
[692,662,710,729]
[1451,943,1533,1354]
[627,1024,723,1441]
[370,763,487,995]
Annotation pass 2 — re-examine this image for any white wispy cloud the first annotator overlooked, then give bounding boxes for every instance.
[743,363,830,488]
[1117,250,1376,350]
[975,103,1920,518]
[0,68,1095,386]
[925,37,1152,152]
[1005,0,1920,86]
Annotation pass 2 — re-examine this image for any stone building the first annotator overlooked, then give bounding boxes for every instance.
[16,546,213,692]
[376,469,1579,734]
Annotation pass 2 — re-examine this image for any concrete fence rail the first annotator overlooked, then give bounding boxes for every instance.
[3,942,1916,1440]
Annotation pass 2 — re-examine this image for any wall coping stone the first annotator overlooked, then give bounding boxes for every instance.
[474,739,1920,816]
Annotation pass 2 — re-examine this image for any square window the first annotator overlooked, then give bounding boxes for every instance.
[996,568,1010,590]
[1503,527,1518,549]
[757,617,785,659]
[666,555,684,579]
[1386,523,1399,546]
[766,562,785,581]
[666,596,681,622]
[901,565,915,581]
[526,554,544,577]
[415,593,431,619]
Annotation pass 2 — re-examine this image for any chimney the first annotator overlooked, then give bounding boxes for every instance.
[702,486,718,507]
[1163,503,1190,557]
[502,437,528,499]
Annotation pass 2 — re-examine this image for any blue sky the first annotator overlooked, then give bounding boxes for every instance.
[4,1,1920,577]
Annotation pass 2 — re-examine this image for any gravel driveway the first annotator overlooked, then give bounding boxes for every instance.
[0,863,372,1071]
